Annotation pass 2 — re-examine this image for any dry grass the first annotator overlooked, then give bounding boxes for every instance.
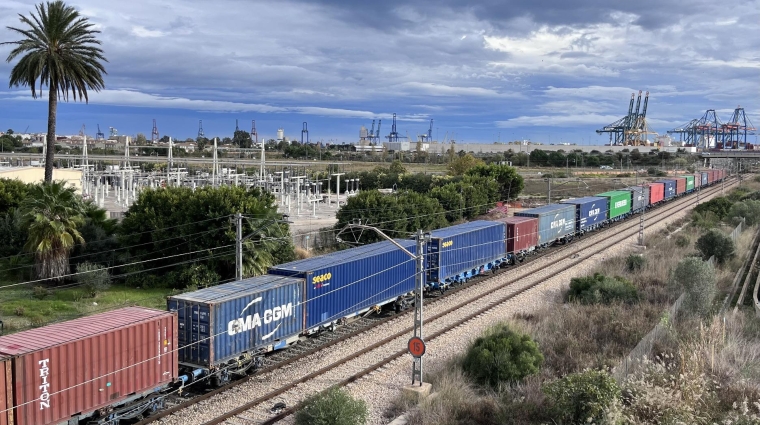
[293,247,313,260]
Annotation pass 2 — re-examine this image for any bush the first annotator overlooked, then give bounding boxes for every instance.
[674,234,690,248]
[543,370,621,424]
[567,273,639,305]
[695,229,735,264]
[462,323,543,389]
[727,199,760,226]
[75,262,111,296]
[295,387,368,425]
[669,257,716,317]
[693,197,733,221]
[626,254,646,272]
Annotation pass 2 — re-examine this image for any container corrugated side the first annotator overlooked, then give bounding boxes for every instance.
[0,357,10,425]
[674,177,686,194]
[515,204,576,244]
[693,174,702,188]
[681,175,695,191]
[701,172,708,186]
[560,197,608,231]
[270,240,417,329]
[0,307,177,425]
[625,187,648,212]
[595,191,632,219]
[168,276,305,368]
[427,221,506,283]
[500,217,538,253]
[655,180,676,199]
[648,182,665,204]
[707,170,715,184]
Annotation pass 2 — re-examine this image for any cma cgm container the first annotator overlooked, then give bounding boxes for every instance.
[270,239,417,329]
[701,172,709,186]
[425,221,506,286]
[0,357,9,425]
[168,275,305,369]
[0,307,177,425]
[693,173,702,188]
[500,216,538,256]
[595,191,632,219]
[560,196,608,231]
[655,180,676,199]
[515,204,575,246]
[648,182,665,204]
[681,175,695,191]
[624,186,649,212]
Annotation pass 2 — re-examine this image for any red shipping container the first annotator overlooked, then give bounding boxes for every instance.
[502,216,539,254]
[670,177,685,195]
[0,357,10,425]
[647,182,665,204]
[0,307,177,425]
[693,173,702,188]
[708,170,715,184]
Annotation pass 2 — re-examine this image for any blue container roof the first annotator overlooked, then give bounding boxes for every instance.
[518,204,574,215]
[429,220,503,238]
[170,275,303,304]
[561,196,606,205]
[272,239,416,272]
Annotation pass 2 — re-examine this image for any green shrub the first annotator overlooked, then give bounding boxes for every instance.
[462,323,543,389]
[295,387,368,425]
[727,199,760,226]
[674,234,690,248]
[567,273,639,305]
[32,285,51,299]
[75,262,111,296]
[669,257,717,317]
[693,197,733,221]
[543,370,621,424]
[695,229,735,264]
[625,254,646,272]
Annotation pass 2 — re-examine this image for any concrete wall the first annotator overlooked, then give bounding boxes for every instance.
[0,167,82,193]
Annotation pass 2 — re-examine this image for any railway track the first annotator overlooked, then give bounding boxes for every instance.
[148,177,738,425]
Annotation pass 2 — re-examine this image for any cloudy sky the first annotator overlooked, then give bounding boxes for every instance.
[0,0,758,144]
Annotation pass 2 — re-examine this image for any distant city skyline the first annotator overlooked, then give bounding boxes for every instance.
[1,0,758,144]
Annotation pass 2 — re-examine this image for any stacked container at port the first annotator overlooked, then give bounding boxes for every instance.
[624,186,649,212]
[498,217,538,262]
[647,182,665,205]
[514,204,575,247]
[680,175,695,192]
[560,196,608,232]
[655,180,676,199]
[595,191,632,220]
[0,307,178,425]
[168,275,305,372]
[269,239,417,330]
[424,221,506,287]
[0,357,9,425]
[693,173,702,189]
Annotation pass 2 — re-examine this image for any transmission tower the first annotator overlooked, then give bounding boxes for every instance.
[198,120,205,138]
[151,119,159,144]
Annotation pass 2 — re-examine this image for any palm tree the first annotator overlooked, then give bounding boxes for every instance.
[21,181,85,282]
[3,1,107,182]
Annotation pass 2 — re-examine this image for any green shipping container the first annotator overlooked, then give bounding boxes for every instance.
[680,175,695,191]
[595,190,632,219]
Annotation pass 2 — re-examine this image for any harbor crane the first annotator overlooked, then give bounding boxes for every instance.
[596,91,654,145]
[95,125,105,140]
[668,106,756,149]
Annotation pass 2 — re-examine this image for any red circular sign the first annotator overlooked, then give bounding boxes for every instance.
[408,337,426,357]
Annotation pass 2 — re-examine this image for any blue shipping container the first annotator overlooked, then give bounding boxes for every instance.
[560,197,608,231]
[167,275,305,368]
[655,179,676,199]
[701,172,708,186]
[426,221,506,286]
[515,204,576,245]
[269,240,417,330]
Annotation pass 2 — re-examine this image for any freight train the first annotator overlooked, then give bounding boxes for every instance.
[0,170,726,425]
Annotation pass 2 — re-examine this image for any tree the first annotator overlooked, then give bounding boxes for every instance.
[388,159,406,174]
[447,153,484,176]
[462,323,543,389]
[233,130,252,148]
[727,200,760,226]
[3,1,107,182]
[529,149,549,166]
[135,133,147,145]
[196,136,209,151]
[295,387,368,425]
[0,178,31,213]
[120,186,294,287]
[20,180,85,282]
[669,257,717,317]
[466,164,524,201]
[695,229,735,264]
[543,370,621,424]
[76,261,110,296]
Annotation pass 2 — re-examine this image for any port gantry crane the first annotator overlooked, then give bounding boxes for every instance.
[667,107,755,149]
[596,91,655,146]
[418,119,434,142]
